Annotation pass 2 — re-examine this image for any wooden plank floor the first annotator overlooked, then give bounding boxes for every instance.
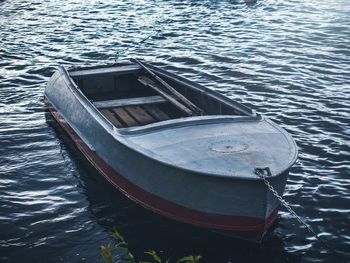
[100,105,170,128]
[112,108,139,127]
[100,109,123,128]
[125,106,155,125]
[144,105,169,121]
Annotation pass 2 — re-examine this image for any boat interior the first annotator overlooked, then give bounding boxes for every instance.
[69,62,251,129]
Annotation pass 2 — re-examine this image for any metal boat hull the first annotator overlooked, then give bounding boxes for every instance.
[44,64,296,242]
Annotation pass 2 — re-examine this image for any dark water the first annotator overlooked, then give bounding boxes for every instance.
[1,0,350,262]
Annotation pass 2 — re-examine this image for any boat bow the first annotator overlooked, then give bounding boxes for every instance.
[117,115,298,179]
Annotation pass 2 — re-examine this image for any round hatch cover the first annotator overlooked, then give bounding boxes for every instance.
[209,140,248,153]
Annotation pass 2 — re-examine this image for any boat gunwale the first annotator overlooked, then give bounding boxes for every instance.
[69,61,254,116]
[46,63,298,181]
[117,114,263,136]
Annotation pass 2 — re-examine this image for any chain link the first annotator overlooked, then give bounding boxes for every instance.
[114,18,168,61]
[257,170,315,230]
[254,167,345,259]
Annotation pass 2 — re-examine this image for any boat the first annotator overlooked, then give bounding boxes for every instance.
[44,59,298,241]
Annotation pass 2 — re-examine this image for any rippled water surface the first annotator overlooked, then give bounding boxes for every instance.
[1,0,350,262]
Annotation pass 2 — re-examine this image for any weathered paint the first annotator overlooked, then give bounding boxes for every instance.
[45,98,280,241]
[44,62,298,241]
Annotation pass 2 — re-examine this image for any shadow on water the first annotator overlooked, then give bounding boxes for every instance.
[45,111,301,263]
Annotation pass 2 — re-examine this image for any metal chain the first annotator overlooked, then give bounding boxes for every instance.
[255,167,345,260]
[114,23,163,61]
[257,170,318,234]
[114,15,170,62]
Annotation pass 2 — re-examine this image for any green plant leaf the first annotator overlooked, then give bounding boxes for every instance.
[101,244,115,263]
[110,230,126,243]
[145,250,162,263]
[115,241,128,248]
[102,229,203,263]
[177,255,202,263]
[128,251,136,262]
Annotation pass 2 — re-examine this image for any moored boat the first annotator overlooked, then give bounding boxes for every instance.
[44,59,298,241]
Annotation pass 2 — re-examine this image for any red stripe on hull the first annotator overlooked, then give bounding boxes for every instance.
[45,98,278,241]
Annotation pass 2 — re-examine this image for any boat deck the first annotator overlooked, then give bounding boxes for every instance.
[99,104,170,128]
[93,93,184,128]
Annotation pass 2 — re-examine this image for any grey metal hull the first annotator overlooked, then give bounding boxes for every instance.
[45,64,297,241]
